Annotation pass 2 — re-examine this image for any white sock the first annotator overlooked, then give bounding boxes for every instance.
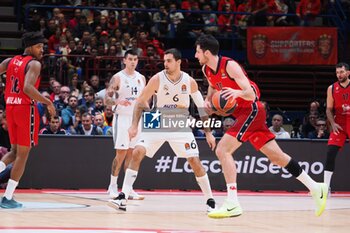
[296,170,318,192]
[121,169,138,199]
[196,174,213,201]
[109,175,118,186]
[324,171,333,189]
[227,183,238,203]
[4,179,18,200]
[0,161,6,173]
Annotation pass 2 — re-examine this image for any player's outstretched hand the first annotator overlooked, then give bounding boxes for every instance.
[47,102,56,117]
[205,132,216,151]
[128,125,138,140]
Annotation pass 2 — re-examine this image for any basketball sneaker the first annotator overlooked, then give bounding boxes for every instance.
[311,183,328,216]
[207,199,242,218]
[206,198,216,212]
[0,197,23,209]
[107,184,119,198]
[108,192,127,211]
[128,190,145,200]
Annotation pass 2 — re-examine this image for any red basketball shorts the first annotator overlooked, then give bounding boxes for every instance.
[328,118,350,148]
[226,101,275,150]
[6,104,40,147]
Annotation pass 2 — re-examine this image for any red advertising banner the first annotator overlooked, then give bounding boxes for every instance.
[247,27,337,65]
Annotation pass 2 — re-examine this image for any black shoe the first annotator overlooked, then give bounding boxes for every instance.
[206,198,216,212]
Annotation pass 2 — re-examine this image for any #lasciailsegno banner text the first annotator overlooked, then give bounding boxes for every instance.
[247,27,337,65]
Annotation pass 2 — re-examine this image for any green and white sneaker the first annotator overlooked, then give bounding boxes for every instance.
[0,197,23,209]
[312,183,328,216]
[208,199,242,218]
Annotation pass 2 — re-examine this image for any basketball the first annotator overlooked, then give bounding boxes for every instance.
[211,91,237,115]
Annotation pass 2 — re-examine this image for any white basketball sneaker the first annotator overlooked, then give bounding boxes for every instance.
[107,184,119,198]
[128,190,145,200]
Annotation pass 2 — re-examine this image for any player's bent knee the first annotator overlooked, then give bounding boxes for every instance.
[132,146,146,160]
[215,146,227,158]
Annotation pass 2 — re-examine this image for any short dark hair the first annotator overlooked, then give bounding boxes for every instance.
[336,62,349,71]
[124,49,138,58]
[164,48,182,60]
[22,31,45,47]
[68,95,77,102]
[49,115,60,121]
[195,34,219,55]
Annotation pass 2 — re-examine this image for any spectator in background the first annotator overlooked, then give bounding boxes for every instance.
[296,0,321,26]
[48,27,62,54]
[202,4,218,35]
[68,74,81,98]
[108,10,119,32]
[68,8,82,31]
[301,112,319,138]
[269,114,291,139]
[218,3,235,37]
[92,96,105,115]
[37,91,51,129]
[39,115,66,135]
[121,32,132,51]
[307,118,329,139]
[222,117,235,134]
[94,113,112,135]
[267,0,289,26]
[103,105,114,127]
[61,95,78,129]
[152,5,169,37]
[186,2,205,38]
[73,15,91,39]
[43,19,57,40]
[218,0,237,12]
[54,86,70,116]
[74,113,103,135]
[68,40,89,78]
[81,89,95,114]
[130,38,143,57]
[144,44,160,60]
[69,105,87,134]
[90,75,103,93]
[168,3,184,37]
[96,74,111,99]
[50,81,62,102]
[248,0,269,26]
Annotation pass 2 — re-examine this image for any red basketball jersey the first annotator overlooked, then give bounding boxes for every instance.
[203,56,260,107]
[5,55,40,105]
[332,81,350,123]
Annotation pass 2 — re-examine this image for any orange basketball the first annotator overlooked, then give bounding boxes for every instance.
[211,91,237,115]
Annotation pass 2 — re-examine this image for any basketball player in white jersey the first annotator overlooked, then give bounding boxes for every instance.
[108,48,217,212]
[105,49,146,200]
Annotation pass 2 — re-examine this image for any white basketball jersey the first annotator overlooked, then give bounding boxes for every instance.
[115,70,145,115]
[156,70,191,117]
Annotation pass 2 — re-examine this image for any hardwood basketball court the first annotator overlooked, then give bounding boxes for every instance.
[0,190,349,233]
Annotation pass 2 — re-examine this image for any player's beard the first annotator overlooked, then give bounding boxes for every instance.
[339,76,348,83]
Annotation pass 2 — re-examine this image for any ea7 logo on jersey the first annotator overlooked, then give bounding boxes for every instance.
[143,110,162,129]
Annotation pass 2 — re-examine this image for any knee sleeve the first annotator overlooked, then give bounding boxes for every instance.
[324,145,340,172]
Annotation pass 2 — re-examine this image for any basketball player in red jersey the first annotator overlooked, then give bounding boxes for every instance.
[195,34,327,218]
[0,32,55,208]
[324,62,350,193]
